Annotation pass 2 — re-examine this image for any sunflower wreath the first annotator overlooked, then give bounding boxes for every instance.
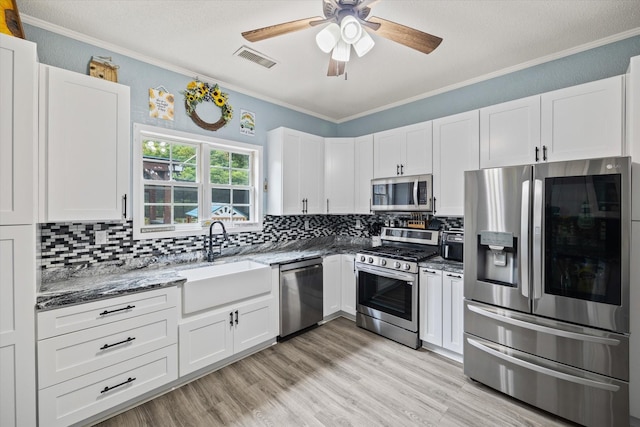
[182,79,233,131]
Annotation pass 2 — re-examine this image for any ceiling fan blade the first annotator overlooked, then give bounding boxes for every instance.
[327,57,346,77]
[367,16,442,55]
[242,17,323,42]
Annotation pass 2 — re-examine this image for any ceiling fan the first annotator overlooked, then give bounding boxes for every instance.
[241,0,443,77]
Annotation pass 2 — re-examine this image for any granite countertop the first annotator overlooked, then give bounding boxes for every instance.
[37,236,465,311]
[419,256,464,274]
[36,236,371,311]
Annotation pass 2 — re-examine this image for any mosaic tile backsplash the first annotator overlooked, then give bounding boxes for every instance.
[39,214,463,270]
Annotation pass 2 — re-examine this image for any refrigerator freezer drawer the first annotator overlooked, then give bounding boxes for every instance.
[464,334,629,427]
[465,300,629,380]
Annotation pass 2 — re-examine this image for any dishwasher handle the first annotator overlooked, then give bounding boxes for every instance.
[279,257,323,272]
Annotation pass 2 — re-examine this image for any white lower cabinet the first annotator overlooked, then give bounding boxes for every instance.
[419,268,443,346]
[179,295,276,376]
[340,255,356,316]
[0,226,36,427]
[323,255,356,318]
[323,255,342,317]
[441,272,464,354]
[419,268,464,356]
[37,288,178,427]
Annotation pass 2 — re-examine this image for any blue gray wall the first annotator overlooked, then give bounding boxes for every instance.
[24,24,339,149]
[338,35,640,136]
[26,24,640,142]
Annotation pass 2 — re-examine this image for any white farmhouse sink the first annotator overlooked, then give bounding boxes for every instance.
[179,261,271,314]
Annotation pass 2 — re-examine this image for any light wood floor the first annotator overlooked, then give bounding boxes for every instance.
[96,317,573,426]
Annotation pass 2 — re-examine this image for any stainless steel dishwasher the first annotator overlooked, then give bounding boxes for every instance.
[279,257,323,338]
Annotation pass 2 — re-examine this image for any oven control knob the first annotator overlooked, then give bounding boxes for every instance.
[380,259,387,266]
[403,263,411,271]
[360,255,366,262]
[368,257,374,264]
[393,261,401,269]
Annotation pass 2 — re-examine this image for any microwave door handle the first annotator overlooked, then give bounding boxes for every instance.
[532,179,543,300]
[413,179,419,208]
[520,180,530,298]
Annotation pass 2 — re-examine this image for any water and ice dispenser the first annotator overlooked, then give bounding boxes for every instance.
[476,231,518,286]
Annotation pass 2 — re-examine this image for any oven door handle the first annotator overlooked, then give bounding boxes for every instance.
[357,264,417,282]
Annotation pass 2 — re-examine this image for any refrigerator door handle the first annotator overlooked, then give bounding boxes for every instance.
[466,304,622,346]
[532,179,543,300]
[466,337,620,392]
[520,180,530,298]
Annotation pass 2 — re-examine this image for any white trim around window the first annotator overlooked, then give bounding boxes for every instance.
[132,123,263,240]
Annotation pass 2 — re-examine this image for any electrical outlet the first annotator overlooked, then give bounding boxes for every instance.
[355,219,362,229]
[304,219,310,230]
[95,230,107,245]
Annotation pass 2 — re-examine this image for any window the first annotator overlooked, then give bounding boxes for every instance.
[133,124,262,240]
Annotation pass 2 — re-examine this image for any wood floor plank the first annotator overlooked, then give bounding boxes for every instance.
[96,317,572,427]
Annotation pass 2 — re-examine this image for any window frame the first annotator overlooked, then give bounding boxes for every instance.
[133,123,263,240]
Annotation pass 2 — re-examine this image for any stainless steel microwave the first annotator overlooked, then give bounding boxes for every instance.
[371,174,433,212]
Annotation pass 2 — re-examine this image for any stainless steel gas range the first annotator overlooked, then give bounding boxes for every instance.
[355,227,439,348]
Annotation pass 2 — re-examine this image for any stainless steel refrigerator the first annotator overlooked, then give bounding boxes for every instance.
[463,157,631,426]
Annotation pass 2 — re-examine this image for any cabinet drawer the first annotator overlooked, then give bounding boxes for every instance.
[38,287,177,339]
[38,308,177,388]
[39,345,177,427]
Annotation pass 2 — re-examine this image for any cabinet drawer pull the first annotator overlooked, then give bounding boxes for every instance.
[424,269,437,274]
[535,146,540,162]
[99,336,136,350]
[99,305,135,316]
[542,145,547,161]
[446,273,462,279]
[235,310,239,325]
[396,164,400,175]
[229,312,234,326]
[122,194,128,219]
[100,377,136,394]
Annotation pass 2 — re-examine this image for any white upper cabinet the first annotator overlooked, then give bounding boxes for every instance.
[0,35,37,226]
[480,76,624,168]
[541,75,624,163]
[39,64,130,222]
[433,110,479,216]
[480,96,541,168]
[354,134,374,214]
[325,138,355,214]
[373,121,432,178]
[267,127,324,215]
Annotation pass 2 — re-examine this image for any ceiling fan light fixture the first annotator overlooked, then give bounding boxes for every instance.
[315,23,341,53]
[340,15,362,44]
[353,30,375,57]
[332,39,351,62]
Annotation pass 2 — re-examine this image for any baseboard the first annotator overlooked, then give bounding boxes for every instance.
[630,416,640,427]
[421,342,463,364]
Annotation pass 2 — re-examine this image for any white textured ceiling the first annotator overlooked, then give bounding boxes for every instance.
[18,0,640,122]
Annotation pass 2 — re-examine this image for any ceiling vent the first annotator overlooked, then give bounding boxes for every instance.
[234,46,277,69]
